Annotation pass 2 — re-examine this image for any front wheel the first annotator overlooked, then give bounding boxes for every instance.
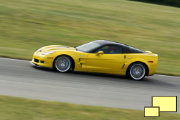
[54,56,72,72]
[128,63,146,81]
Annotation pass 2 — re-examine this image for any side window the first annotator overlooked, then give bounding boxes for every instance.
[125,48,132,53]
[94,45,123,54]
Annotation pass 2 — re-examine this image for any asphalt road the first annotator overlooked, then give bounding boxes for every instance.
[0,57,179,112]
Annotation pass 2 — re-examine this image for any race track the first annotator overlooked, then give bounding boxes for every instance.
[0,57,179,112]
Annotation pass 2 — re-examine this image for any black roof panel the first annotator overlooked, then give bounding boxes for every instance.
[93,40,144,53]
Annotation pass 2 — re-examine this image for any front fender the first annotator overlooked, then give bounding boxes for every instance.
[52,51,87,71]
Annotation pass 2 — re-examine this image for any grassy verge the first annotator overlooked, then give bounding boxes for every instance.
[0,95,180,120]
[0,0,180,75]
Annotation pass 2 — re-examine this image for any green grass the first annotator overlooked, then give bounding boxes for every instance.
[0,0,180,75]
[0,95,179,120]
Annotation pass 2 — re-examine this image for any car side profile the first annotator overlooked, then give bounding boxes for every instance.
[31,40,158,80]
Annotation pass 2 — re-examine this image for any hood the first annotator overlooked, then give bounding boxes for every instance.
[37,45,76,53]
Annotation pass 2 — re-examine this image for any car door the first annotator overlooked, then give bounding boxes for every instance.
[85,45,125,74]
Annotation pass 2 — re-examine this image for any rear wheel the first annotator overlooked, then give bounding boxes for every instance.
[54,56,72,72]
[128,63,146,81]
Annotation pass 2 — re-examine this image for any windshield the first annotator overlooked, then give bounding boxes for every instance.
[76,42,101,52]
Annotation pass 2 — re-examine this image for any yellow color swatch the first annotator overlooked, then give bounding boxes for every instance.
[144,107,160,117]
[152,96,177,112]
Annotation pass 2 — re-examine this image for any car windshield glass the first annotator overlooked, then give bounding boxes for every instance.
[76,42,101,52]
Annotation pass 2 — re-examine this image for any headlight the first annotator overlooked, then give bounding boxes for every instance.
[42,51,55,55]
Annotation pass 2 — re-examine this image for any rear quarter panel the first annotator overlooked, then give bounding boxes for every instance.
[122,53,158,76]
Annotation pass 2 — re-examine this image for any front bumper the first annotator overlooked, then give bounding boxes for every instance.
[32,54,54,68]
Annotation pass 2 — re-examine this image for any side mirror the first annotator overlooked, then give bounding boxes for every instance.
[96,51,104,55]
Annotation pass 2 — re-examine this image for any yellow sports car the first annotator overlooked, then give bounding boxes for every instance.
[32,40,158,80]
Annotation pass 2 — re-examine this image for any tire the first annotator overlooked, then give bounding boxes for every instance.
[128,63,146,81]
[54,56,72,72]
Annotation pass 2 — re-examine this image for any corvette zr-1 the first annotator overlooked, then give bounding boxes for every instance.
[31,40,158,80]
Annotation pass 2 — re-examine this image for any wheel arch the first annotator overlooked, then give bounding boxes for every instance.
[53,54,75,70]
[126,61,149,76]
